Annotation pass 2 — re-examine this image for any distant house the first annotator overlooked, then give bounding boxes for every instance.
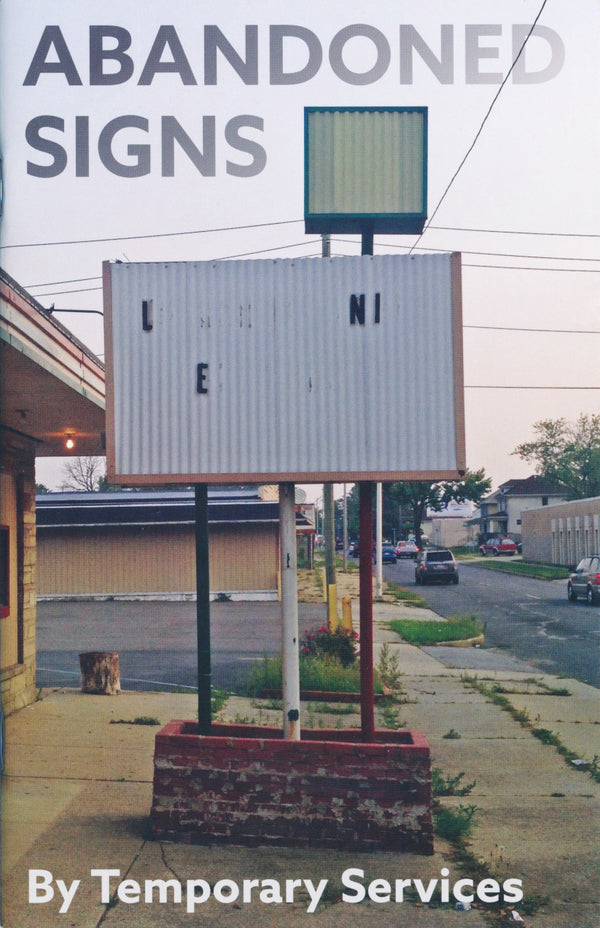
[479,476,568,542]
[36,487,314,601]
[426,500,477,549]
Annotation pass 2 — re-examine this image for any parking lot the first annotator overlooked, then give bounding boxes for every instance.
[37,599,327,692]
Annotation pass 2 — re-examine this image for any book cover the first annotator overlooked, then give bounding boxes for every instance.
[1,2,598,926]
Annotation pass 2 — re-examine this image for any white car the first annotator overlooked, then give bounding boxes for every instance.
[396,540,419,559]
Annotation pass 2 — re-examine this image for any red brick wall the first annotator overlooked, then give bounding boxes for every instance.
[151,722,433,853]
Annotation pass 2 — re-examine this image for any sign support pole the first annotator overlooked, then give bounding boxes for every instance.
[358,228,376,742]
[324,483,337,627]
[279,483,301,740]
[359,481,375,741]
[195,484,212,735]
[376,482,383,598]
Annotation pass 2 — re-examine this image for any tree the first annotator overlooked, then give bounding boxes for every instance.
[392,468,491,550]
[60,456,106,492]
[343,469,491,550]
[513,415,600,500]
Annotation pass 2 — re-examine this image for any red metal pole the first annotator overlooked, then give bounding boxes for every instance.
[359,481,375,741]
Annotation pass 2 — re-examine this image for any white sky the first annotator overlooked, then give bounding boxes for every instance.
[1,0,598,500]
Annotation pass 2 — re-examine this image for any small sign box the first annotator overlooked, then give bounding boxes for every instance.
[305,107,427,234]
[104,253,464,485]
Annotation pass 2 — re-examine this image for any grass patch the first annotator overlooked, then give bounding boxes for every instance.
[431,768,476,797]
[433,803,478,843]
[211,688,230,714]
[442,728,462,740]
[243,654,384,696]
[110,716,160,726]
[471,560,569,581]
[388,614,483,645]
[311,702,358,715]
[386,582,427,608]
[489,679,571,697]
[377,704,406,729]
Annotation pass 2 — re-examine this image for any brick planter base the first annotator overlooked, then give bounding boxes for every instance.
[151,721,433,853]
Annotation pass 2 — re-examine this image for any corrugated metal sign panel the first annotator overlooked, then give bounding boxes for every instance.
[304,107,427,234]
[306,108,425,214]
[104,253,464,485]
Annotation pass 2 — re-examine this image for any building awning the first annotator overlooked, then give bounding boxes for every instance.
[1,268,105,456]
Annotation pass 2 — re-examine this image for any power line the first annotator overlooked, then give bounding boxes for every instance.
[11,217,600,262]
[1,218,303,251]
[34,286,103,297]
[430,225,600,240]
[367,238,600,264]
[27,245,600,294]
[410,0,551,253]
[465,324,600,335]
[337,238,600,271]
[465,385,600,390]
[463,262,600,274]
[30,240,322,295]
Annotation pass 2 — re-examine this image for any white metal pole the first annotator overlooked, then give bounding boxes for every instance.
[342,483,348,572]
[279,482,300,740]
[376,482,383,598]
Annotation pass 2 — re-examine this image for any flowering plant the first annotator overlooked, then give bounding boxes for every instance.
[300,624,359,667]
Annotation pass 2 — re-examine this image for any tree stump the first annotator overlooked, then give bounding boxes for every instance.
[79,651,121,695]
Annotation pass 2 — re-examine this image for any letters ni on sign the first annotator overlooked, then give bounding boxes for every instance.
[103,253,465,485]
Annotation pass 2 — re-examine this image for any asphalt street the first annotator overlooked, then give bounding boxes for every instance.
[384,557,600,687]
[37,560,600,692]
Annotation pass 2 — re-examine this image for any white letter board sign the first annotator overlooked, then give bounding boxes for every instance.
[103,253,465,485]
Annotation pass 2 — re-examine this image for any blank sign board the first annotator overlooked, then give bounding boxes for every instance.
[104,253,465,485]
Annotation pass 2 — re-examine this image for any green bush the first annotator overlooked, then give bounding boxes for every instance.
[300,624,359,667]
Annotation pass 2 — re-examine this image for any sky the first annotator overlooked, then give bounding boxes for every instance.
[1,0,598,502]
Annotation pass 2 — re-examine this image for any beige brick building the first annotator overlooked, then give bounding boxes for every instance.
[521,497,600,567]
[35,488,311,601]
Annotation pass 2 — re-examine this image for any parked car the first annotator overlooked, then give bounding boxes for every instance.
[480,537,518,557]
[374,544,397,564]
[415,549,458,585]
[567,555,600,605]
[396,540,419,559]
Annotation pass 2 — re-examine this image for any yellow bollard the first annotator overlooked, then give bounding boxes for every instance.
[328,583,338,628]
[341,596,353,632]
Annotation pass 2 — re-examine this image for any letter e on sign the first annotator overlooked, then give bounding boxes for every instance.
[196,362,209,394]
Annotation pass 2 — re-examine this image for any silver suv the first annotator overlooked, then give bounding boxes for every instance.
[567,556,600,605]
[415,549,459,585]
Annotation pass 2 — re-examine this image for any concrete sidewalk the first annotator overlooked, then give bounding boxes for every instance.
[2,603,599,928]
